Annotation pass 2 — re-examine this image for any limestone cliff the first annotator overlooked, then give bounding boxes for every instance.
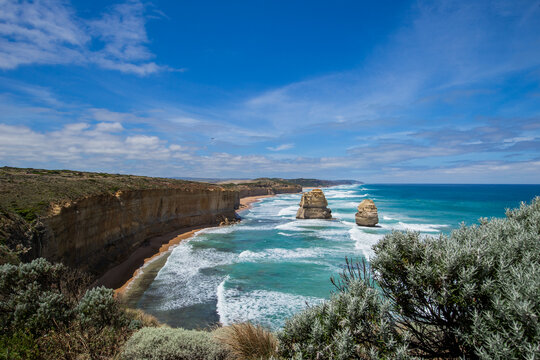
[355,199,379,227]
[0,167,239,277]
[296,189,332,219]
[41,188,238,276]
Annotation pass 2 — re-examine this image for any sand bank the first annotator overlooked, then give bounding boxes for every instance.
[236,194,276,213]
[112,226,208,297]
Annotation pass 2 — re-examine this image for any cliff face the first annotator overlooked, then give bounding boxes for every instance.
[40,188,238,276]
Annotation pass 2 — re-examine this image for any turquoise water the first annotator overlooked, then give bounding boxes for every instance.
[135,184,540,330]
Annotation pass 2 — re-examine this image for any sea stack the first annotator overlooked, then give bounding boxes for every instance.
[296,189,332,219]
[355,199,379,226]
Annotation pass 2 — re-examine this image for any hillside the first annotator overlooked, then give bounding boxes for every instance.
[219,178,302,197]
[286,178,363,187]
[0,167,222,222]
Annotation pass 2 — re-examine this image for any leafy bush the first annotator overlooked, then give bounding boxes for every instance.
[278,261,410,360]
[76,286,129,329]
[121,327,232,360]
[0,331,39,360]
[0,258,154,359]
[0,258,88,335]
[215,322,278,360]
[371,197,540,359]
[279,197,540,359]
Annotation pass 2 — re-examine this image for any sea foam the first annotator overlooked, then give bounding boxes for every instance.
[217,281,323,329]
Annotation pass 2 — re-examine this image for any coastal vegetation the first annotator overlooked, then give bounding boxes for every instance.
[0,258,159,359]
[122,327,232,360]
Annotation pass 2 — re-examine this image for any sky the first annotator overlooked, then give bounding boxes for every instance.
[0,0,540,183]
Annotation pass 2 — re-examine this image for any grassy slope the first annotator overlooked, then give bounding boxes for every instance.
[0,167,220,221]
[219,177,299,188]
[286,178,362,187]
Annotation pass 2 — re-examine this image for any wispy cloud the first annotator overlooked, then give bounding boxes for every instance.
[237,0,540,131]
[267,143,294,151]
[0,0,170,75]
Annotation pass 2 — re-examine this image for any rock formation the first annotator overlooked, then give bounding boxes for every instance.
[296,189,332,219]
[355,199,379,226]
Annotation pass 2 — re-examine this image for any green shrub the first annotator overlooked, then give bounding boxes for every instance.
[76,286,128,329]
[0,330,39,360]
[0,258,145,359]
[121,327,232,360]
[278,263,410,360]
[371,197,540,359]
[0,258,84,335]
[279,197,540,359]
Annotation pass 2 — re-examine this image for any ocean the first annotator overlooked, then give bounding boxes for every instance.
[131,184,540,330]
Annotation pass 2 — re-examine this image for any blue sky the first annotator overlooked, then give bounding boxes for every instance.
[1,0,539,183]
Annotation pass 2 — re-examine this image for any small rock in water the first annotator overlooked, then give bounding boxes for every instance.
[355,199,379,226]
[296,189,332,219]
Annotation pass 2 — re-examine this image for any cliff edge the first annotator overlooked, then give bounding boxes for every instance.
[0,167,238,278]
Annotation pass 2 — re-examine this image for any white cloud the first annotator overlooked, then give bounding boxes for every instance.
[267,143,294,151]
[95,122,124,132]
[125,135,161,148]
[0,0,169,75]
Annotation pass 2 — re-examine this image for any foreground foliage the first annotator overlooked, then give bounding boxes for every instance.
[121,327,232,360]
[0,258,151,359]
[279,197,540,359]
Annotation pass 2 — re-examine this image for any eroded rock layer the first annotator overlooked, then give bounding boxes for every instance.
[296,189,332,219]
[41,188,238,276]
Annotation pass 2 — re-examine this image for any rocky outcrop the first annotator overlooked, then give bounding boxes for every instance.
[296,189,332,219]
[355,199,379,227]
[39,188,238,277]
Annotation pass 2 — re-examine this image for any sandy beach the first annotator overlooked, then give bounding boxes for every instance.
[237,194,276,213]
[111,226,208,296]
[98,226,209,294]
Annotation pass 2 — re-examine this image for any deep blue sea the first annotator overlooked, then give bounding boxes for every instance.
[134,184,540,330]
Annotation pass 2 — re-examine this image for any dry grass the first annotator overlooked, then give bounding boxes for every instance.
[123,308,163,328]
[215,323,278,360]
[37,321,132,360]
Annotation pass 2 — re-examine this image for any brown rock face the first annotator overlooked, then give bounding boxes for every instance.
[355,199,379,226]
[296,189,332,219]
[40,188,238,277]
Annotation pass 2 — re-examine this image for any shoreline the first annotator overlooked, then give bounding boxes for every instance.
[237,194,276,213]
[113,226,208,297]
[114,193,278,299]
